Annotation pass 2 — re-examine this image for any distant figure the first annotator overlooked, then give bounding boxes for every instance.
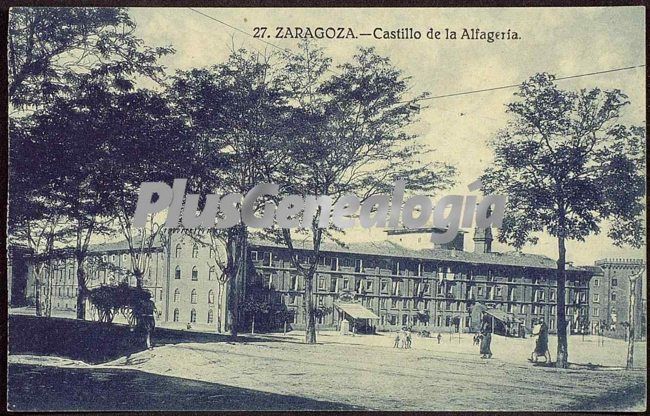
[473,333,480,346]
[437,333,442,344]
[530,317,551,363]
[406,331,412,349]
[187,323,192,330]
[399,330,407,348]
[480,313,493,359]
[394,332,401,348]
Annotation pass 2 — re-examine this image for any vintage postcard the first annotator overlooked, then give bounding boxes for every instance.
[6,5,647,412]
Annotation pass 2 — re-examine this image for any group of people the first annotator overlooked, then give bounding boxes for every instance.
[393,328,413,349]
[474,313,551,363]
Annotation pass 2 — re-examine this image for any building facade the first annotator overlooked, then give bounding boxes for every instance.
[588,258,646,339]
[22,228,594,335]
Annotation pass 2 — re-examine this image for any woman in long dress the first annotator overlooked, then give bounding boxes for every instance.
[479,313,492,359]
[531,318,551,363]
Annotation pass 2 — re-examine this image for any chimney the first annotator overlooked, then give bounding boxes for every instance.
[473,226,493,253]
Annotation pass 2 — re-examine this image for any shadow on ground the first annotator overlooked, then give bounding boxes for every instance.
[8,315,281,364]
[8,363,361,411]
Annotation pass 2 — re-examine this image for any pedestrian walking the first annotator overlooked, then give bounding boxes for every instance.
[437,333,442,344]
[529,317,551,363]
[479,313,492,359]
[393,332,400,348]
[406,330,412,349]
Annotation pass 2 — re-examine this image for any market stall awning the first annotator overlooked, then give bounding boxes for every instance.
[334,303,380,320]
[485,308,523,324]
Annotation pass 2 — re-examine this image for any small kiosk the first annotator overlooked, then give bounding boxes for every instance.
[334,302,380,335]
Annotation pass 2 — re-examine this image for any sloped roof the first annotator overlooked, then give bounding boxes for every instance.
[249,236,589,272]
[53,231,594,274]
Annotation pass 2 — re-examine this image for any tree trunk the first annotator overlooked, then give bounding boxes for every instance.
[304,270,317,344]
[216,282,225,333]
[34,274,42,317]
[134,270,144,290]
[626,275,637,370]
[555,235,569,368]
[44,260,53,317]
[76,259,88,320]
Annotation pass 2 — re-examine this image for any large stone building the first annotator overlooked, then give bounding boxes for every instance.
[588,258,646,339]
[22,227,595,335]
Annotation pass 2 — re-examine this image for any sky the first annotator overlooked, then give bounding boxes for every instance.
[121,7,646,265]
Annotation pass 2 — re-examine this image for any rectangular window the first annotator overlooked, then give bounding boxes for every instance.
[594,279,599,287]
[402,299,409,309]
[380,298,387,309]
[318,276,326,290]
[402,314,408,326]
[391,299,398,309]
[612,278,618,287]
[381,280,389,293]
[251,251,259,262]
[611,292,616,301]
[366,281,373,292]
[343,278,350,290]
[593,307,599,317]
[477,286,484,296]
[496,287,502,297]
[593,293,600,303]
[330,278,338,293]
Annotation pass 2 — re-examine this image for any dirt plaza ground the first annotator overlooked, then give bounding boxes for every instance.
[9,324,647,411]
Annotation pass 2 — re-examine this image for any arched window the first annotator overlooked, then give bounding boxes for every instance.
[173,308,179,322]
[209,266,215,281]
[207,309,214,324]
[208,290,214,304]
[175,266,181,279]
[192,244,199,258]
[173,288,180,302]
[190,309,197,323]
[192,266,198,281]
[191,289,197,304]
[175,244,182,258]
